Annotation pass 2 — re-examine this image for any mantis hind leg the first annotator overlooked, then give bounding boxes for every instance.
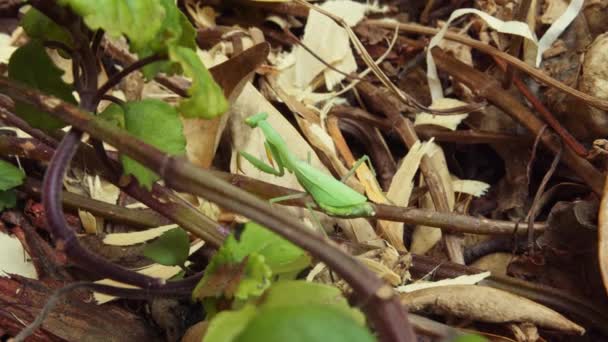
[305,202,327,237]
[269,192,307,204]
[340,155,376,182]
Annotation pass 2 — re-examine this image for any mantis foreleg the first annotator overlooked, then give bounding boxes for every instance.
[239,151,285,176]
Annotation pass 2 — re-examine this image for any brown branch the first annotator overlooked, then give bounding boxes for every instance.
[431,47,604,194]
[364,20,608,112]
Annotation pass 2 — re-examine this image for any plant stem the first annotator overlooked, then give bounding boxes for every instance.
[431,47,604,194]
[94,53,166,105]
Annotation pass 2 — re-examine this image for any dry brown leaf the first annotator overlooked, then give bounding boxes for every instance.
[597,173,608,297]
[0,232,37,279]
[383,140,433,252]
[401,285,585,335]
[93,241,204,304]
[78,210,98,235]
[397,272,490,293]
[411,142,454,254]
[470,252,512,275]
[102,224,179,246]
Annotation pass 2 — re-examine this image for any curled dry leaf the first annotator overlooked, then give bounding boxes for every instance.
[400,285,585,335]
[93,241,204,304]
[0,231,37,279]
[470,252,512,275]
[103,224,178,246]
[411,142,454,255]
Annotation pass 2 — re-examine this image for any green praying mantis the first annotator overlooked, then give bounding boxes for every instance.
[239,112,375,217]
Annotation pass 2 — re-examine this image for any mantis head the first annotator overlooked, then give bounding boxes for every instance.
[244,112,269,128]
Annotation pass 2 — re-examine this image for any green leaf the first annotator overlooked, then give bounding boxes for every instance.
[57,0,165,51]
[234,254,272,300]
[0,160,25,191]
[120,99,186,189]
[22,8,73,48]
[142,227,189,266]
[168,46,228,119]
[237,222,310,278]
[137,0,197,79]
[204,305,258,342]
[235,305,376,342]
[0,190,17,211]
[7,41,76,131]
[98,103,125,128]
[193,249,272,305]
[259,281,365,325]
[193,223,309,304]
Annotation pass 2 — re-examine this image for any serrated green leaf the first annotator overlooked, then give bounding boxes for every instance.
[0,190,17,210]
[120,99,186,189]
[7,41,76,131]
[57,0,165,51]
[259,281,365,325]
[142,227,189,266]
[193,223,309,304]
[204,305,258,342]
[234,254,272,300]
[237,222,310,278]
[98,103,125,128]
[137,0,197,79]
[22,8,73,48]
[235,305,376,342]
[168,46,228,119]
[0,160,25,191]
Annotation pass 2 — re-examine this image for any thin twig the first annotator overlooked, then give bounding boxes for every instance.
[365,20,608,111]
[94,53,166,105]
[293,0,485,115]
[493,56,588,157]
[431,47,604,194]
[526,139,563,251]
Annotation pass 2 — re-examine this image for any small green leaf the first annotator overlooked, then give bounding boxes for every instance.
[193,223,309,304]
[137,0,197,79]
[259,281,365,325]
[8,41,76,131]
[57,0,165,51]
[204,305,258,342]
[120,99,186,189]
[238,222,310,278]
[21,8,72,47]
[234,254,272,300]
[235,305,376,342]
[0,160,25,191]
[22,8,73,48]
[142,227,189,266]
[169,46,228,119]
[0,190,17,211]
[98,103,125,128]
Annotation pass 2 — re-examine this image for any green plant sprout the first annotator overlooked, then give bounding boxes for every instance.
[239,112,375,218]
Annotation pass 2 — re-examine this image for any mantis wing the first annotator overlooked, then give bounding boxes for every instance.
[293,160,367,209]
